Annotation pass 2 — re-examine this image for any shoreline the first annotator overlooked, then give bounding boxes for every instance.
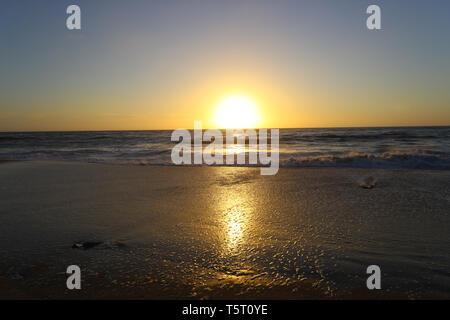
[2,158,450,171]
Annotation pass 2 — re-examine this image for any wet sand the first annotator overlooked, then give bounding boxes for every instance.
[0,161,449,299]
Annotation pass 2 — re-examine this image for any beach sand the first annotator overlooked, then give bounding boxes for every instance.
[0,161,449,299]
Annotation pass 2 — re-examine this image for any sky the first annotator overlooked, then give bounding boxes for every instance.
[1,0,449,131]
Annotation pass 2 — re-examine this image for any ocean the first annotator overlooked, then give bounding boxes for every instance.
[1,126,449,169]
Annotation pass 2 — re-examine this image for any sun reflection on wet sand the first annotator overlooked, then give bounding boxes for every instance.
[213,173,256,253]
[225,206,246,250]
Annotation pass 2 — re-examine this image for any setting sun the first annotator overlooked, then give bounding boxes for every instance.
[213,95,261,129]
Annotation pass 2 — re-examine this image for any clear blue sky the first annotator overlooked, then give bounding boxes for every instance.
[1,0,449,130]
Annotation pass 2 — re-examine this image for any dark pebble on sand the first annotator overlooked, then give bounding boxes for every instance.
[72,241,103,250]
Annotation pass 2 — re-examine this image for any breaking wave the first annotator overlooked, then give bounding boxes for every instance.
[280,151,450,170]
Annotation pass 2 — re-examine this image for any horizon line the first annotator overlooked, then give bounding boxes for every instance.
[1,124,449,134]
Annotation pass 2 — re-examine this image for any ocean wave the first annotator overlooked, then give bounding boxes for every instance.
[280,127,450,143]
[2,150,449,170]
[279,151,450,169]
